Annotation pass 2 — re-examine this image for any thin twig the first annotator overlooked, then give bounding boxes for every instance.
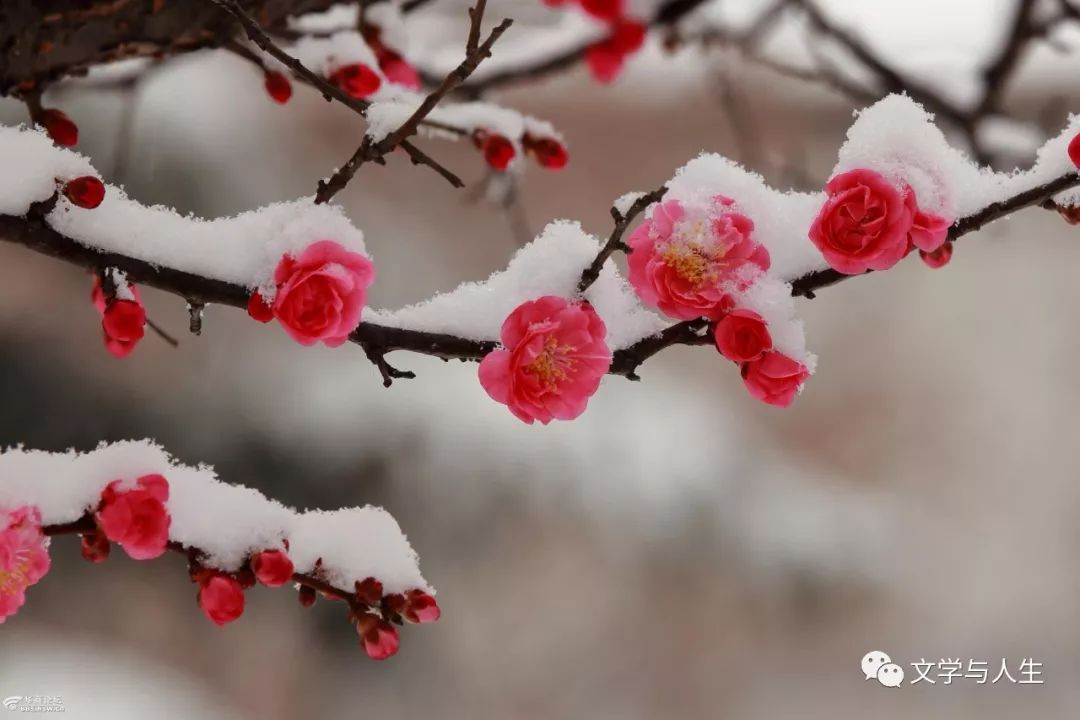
[577,186,667,295]
[314,0,511,203]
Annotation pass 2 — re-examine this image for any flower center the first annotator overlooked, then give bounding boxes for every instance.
[526,335,575,390]
[0,549,31,595]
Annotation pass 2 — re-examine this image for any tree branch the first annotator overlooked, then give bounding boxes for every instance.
[314,0,512,203]
[577,186,667,294]
[790,170,1080,298]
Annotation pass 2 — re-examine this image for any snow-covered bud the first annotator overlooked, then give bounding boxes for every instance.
[63,176,105,209]
[251,549,294,587]
[355,576,383,606]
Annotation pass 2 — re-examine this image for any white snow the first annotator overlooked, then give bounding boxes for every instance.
[0,125,369,295]
[0,441,430,594]
[367,220,670,349]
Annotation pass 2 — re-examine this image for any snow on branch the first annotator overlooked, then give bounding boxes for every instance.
[0,441,437,660]
[1,96,1078,419]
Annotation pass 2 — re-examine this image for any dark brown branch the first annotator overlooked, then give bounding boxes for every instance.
[44,515,379,614]
[4,173,1076,384]
[450,0,710,94]
[577,186,667,294]
[790,170,1080,297]
[314,0,512,203]
[208,0,463,189]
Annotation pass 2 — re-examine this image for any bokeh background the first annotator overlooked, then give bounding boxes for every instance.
[3,0,1080,717]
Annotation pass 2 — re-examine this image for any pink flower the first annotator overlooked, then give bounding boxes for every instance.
[478,296,612,424]
[627,198,769,320]
[95,474,170,560]
[403,589,441,624]
[251,549,294,587]
[741,351,809,408]
[0,506,51,624]
[269,240,375,347]
[198,574,245,626]
[714,310,772,363]
[811,169,925,274]
[357,614,400,660]
[920,243,953,269]
[91,278,146,358]
[1069,132,1080,168]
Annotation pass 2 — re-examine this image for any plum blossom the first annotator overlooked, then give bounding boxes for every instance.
[741,351,810,408]
[96,473,171,560]
[809,168,952,274]
[198,574,245,626]
[249,240,375,347]
[0,506,51,623]
[627,196,769,321]
[357,614,400,660]
[478,296,611,424]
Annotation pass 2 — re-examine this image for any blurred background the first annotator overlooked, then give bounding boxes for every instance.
[2,0,1080,717]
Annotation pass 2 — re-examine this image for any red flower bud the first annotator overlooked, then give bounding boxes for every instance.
[355,576,384,606]
[919,242,953,269]
[580,0,624,21]
[247,291,274,323]
[264,71,293,104]
[197,574,245,626]
[251,549,294,587]
[298,584,317,608]
[63,176,106,209]
[328,63,382,99]
[713,310,772,363]
[529,137,568,170]
[357,614,400,660]
[479,133,515,170]
[1055,203,1080,225]
[1069,132,1080,169]
[403,589,441,624]
[40,108,78,146]
[79,531,110,563]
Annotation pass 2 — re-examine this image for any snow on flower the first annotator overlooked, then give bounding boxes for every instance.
[91,275,146,359]
[478,296,612,424]
[0,506,51,623]
[249,240,375,347]
[95,474,171,560]
[627,196,770,321]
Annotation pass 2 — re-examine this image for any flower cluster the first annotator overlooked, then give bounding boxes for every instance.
[3,469,439,660]
[247,240,375,347]
[479,296,612,424]
[809,168,952,274]
[90,275,147,358]
[626,195,810,407]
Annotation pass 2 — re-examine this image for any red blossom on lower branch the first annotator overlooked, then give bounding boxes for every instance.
[525,136,569,170]
[476,131,516,170]
[714,310,772,363]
